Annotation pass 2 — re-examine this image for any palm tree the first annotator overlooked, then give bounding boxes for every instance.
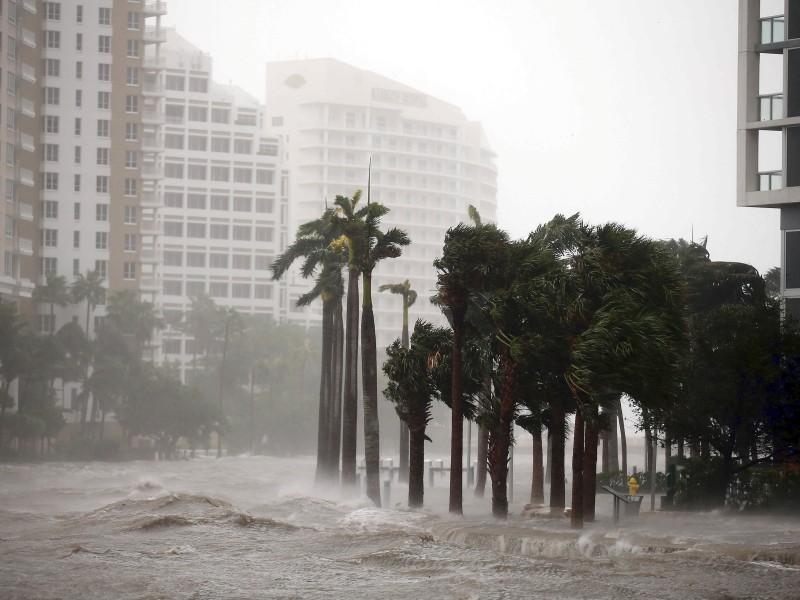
[32,274,71,335]
[354,199,410,507]
[106,289,164,356]
[272,205,346,482]
[184,293,219,378]
[379,279,417,483]
[435,221,509,515]
[71,271,106,339]
[0,302,29,445]
[215,307,244,457]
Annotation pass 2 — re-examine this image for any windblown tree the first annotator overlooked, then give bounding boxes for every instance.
[272,206,346,481]
[71,270,106,339]
[379,279,417,483]
[435,221,510,515]
[106,289,164,357]
[352,199,410,507]
[32,274,71,335]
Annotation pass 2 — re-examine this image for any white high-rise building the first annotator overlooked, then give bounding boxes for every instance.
[158,30,285,380]
[264,58,498,348]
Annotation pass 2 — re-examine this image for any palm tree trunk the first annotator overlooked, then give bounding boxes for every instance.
[315,299,333,484]
[327,300,344,478]
[398,301,410,483]
[531,426,545,504]
[617,397,628,475]
[361,271,381,507]
[341,267,360,490]
[448,316,465,515]
[549,407,566,512]
[489,349,517,519]
[408,397,425,508]
[583,417,599,522]
[570,409,585,529]
[474,425,489,497]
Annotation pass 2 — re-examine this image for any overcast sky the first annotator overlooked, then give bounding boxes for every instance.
[163,0,779,274]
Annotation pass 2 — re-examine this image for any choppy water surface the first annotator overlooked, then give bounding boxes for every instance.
[1,456,799,599]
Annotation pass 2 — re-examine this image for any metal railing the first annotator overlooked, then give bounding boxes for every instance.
[758,170,782,191]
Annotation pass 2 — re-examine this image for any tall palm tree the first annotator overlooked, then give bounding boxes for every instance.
[106,289,164,355]
[71,271,105,339]
[378,279,417,483]
[354,200,410,507]
[332,191,371,490]
[32,274,71,335]
[435,222,509,515]
[272,206,346,481]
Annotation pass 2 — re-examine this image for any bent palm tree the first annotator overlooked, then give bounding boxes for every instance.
[71,271,105,339]
[32,274,71,335]
[379,279,417,482]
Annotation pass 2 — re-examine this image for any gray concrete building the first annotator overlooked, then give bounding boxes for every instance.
[738,0,800,318]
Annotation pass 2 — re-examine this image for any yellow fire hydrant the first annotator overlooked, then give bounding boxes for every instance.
[628,476,639,496]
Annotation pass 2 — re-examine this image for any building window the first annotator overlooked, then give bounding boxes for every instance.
[187,106,207,122]
[5,144,15,167]
[44,58,60,78]
[97,119,109,137]
[125,122,138,141]
[232,255,251,269]
[5,108,15,132]
[45,2,61,20]
[210,166,229,182]
[188,135,207,151]
[126,67,139,85]
[74,146,81,164]
[39,314,56,335]
[75,61,82,79]
[212,108,230,124]
[189,77,208,93]
[43,172,59,190]
[164,163,184,178]
[164,192,183,208]
[255,198,273,213]
[123,262,136,280]
[186,252,205,267]
[233,197,252,212]
[209,254,228,269]
[186,223,206,238]
[125,94,138,113]
[75,118,81,135]
[76,4,82,22]
[75,90,82,107]
[126,11,139,30]
[72,258,80,276]
[45,30,60,49]
[42,229,58,247]
[42,200,58,219]
[186,281,205,297]
[95,232,108,250]
[163,280,182,296]
[165,75,184,91]
[123,234,136,252]
[209,282,228,298]
[232,283,250,298]
[254,255,272,271]
[98,7,110,26]
[210,224,228,239]
[254,284,273,300]
[164,222,183,237]
[187,165,207,180]
[210,195,229,210]
[98,35,110,53]
[98,63,110,81]
[74,174,81,191]
[95,204,108,221]
[43,87,60,105]
[94,260,107,278]
[127,39,139,58]
[96,147,109,165]
[255,227,273,242]
[96,176,108,194]
[97,91,110,110]
[163,251,182,266]
[211,137,230,153]
[76,32,82,51]
[187,193,206,209]
[124,150,138,168]
[7,36,16,60]
[74,202,81,220]
[124,178,137,196]
[233,139,252,154]
[73,230,80,249]
[234,168,252,183]
[256,170,274,185]
[233,225,251,241]
[44,144,59,162]
[124,206,137,224]
[165,134,184,149]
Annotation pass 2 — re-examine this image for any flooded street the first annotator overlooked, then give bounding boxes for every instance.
[1,456,798,599]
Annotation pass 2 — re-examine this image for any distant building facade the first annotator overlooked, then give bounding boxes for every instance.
[738,0,800,318]
[264,58,498,347]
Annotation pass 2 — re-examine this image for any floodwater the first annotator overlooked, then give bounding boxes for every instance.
[1,455,799,599]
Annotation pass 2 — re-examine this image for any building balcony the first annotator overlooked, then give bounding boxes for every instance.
[143,56,166,70]
[759,170,782,191]
[16,202,33,221]
[761,15,785,44]
[20,28,36,48]
[142,81,164,97]
[20,63,35,84]
[143,0,168,15]
[20,98,35,118]
[140,190,160,207]
[141,164,163,180]
[759,94,783,121]
[142,110,164,125]
[140,218,162,236]
[139,248,160,264]
[19,168,34,187]
[21,0,36,14]
[18,133,35,152]
[14,237,33,256]
[139,276,160,291]
[143,27,167,44]
[141,135,164,152]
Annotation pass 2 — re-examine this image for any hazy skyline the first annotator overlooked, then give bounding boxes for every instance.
[164,0,779,273]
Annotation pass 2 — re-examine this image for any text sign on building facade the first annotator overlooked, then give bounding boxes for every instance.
[371,87,428,108]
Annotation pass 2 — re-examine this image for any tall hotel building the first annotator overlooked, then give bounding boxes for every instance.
[264,59,498,347]
[158,29,284,380]
[738,0,800,319]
